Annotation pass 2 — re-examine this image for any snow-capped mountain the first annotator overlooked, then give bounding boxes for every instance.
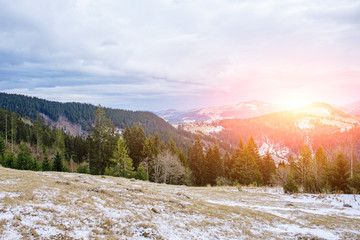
[176,102,360,163]
[157,100,287,124]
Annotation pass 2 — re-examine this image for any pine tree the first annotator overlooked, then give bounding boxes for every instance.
[42,155,52,171]
[4,153,15,168]
[313,146,329,192]
[262,151,276,185]
[88,105,117,175]
[136,163,148,181]
[330,152,350,193]
[188,135,205,185]
[0,136,5,159]
[205,142,222,185]
[35,114,43,156]
[298,144,312,187]
[123,124,146,168]
[16,143,32,170]
[52,152,64,172]
[108,137,135,178]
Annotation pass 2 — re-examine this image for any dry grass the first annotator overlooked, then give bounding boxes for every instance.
[1,166,360,239]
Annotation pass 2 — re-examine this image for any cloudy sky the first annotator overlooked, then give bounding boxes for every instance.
[1,0,359,111]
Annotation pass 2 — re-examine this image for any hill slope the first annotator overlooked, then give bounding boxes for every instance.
[1,166,360,239]
[0,92,192,149]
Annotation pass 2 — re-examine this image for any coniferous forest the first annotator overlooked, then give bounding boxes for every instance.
[0,100,359,194]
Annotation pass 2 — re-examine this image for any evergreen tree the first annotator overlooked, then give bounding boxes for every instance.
[261,151,276,185]
[230,145,261,185]
[35,114,43,156]
[136,163,148,181]
[205,142,222,185]
[330,152,350,193]
[188,135,205,185]
[167,137,177,155]
[123,124,146,168]
[312,146,329,192]
[223,152,231,179]
[108,137,135,178]
[53,128,65,156]
[298,144,312,187]
[52,152,64,172]
[4,153,15,168]
[0,135,5,158]
[42,155,52,171]
[88,105,117,175]
[16,143,32,170]
[31,156,42,171]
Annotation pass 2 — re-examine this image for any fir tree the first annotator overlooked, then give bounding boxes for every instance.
[330,152,350,193]
[16,144,32,170]
[52,152,64,172]
[42,155,52,171]
[109,137,135,178]
[261,151,276,185]
[187,135,205,185]
[136,163,148,181]
[88,105,117,175]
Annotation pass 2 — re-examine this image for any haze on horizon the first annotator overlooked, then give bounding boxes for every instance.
[0,0,359,111]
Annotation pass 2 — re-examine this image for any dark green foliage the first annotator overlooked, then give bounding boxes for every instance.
[0,136,5,157]
[4,153,15,168]
[107,138,135,178]
[31,156,42,171]
[123,124,146,168]
[329,152,350,193]
[187,135,205,185]
[261,151,276,185]
[283,176,299,194]
[0,92,192,151]
[52,152,64,172]
[136,163,148,181]
[42,155,52,171]
[77,164,90,174]
[204,142,222,185]
[16,144,33,170]
[230,138,262,185]
[88,106,118,175]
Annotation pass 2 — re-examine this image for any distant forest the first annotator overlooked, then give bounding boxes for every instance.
[0,92,193,150]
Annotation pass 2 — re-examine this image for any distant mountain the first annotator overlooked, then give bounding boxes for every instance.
[180,102,360,163]
[0,92,193,149]
[342,101,360,116]
[157,100,287,124]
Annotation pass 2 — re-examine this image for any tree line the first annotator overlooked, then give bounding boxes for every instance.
[1,105,359,194]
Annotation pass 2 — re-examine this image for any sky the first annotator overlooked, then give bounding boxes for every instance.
[0,0,360,111]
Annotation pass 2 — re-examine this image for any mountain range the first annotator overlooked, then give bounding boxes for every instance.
[1,92,359,164]
[157,100,360,124]
[169,102,360,163]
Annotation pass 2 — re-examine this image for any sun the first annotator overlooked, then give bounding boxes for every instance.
[287,99,308,109]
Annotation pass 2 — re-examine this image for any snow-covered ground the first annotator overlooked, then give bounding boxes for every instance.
[1,166,360,239]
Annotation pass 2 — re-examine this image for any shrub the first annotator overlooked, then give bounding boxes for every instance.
[77,164,90,174]
[136,163,148,181]
[283,177,299,194]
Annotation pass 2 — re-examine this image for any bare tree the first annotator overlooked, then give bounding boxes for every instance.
[151,150,187,185]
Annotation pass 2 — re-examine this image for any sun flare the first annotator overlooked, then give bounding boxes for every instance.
[286,99,311,110]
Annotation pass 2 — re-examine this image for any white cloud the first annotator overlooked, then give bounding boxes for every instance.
[0,0,359,110]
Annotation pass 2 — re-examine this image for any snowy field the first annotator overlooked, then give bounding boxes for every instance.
[1,166,360,239]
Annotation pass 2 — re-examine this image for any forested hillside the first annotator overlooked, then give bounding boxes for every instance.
[0,92,192,149]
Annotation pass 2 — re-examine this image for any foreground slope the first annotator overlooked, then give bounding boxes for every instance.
[1,166,360,239]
